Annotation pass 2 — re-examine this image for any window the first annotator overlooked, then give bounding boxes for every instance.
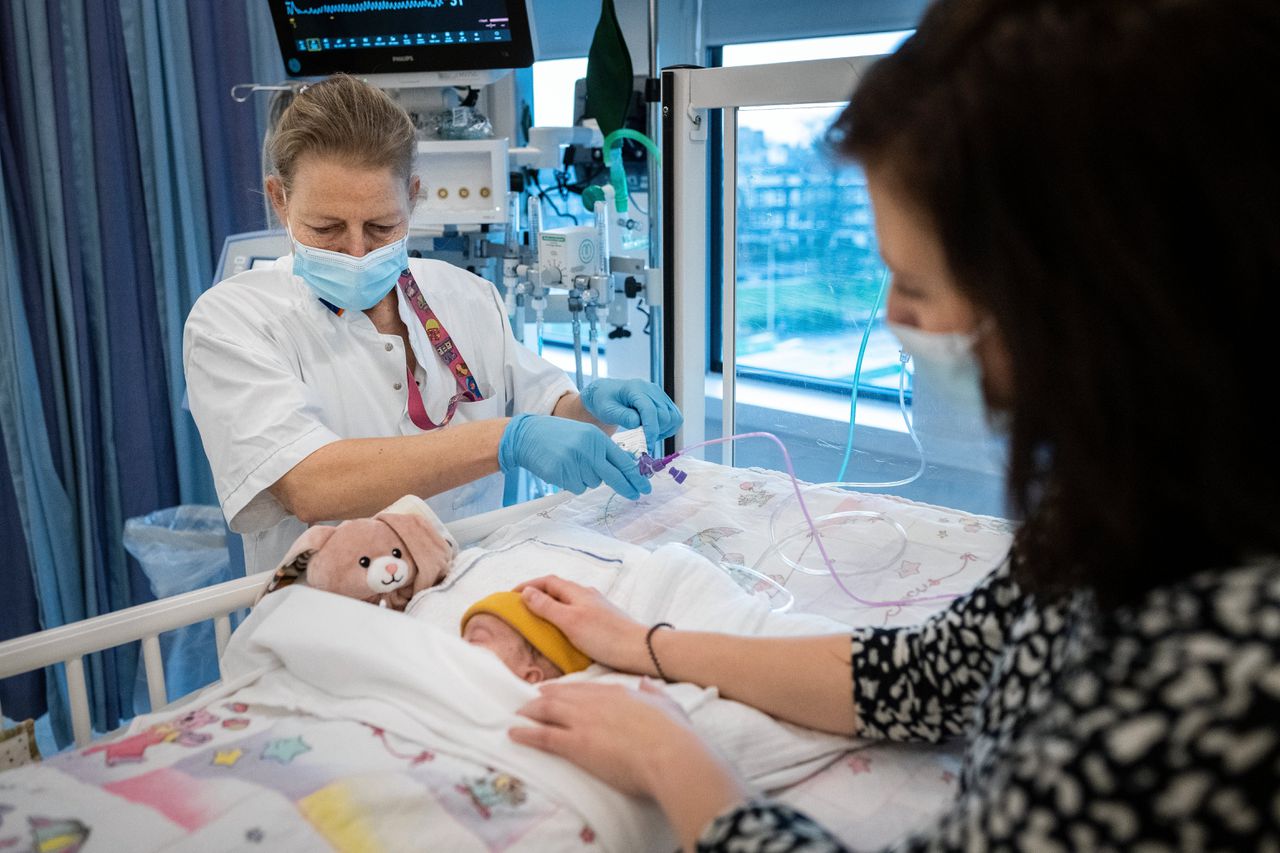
[696,32,1009,517]
[531,57,587,128]
[719,32,913,66]
[529,56,592,231]
[713,32,913,400]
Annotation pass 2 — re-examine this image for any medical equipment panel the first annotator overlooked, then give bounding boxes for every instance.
[267,0,535,83]
[410,139,509,229]
[213,229,291,281]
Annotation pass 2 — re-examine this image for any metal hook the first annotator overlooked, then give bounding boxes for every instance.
[230,82,304,103]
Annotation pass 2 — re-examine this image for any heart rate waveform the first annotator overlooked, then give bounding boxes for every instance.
[286,0,455,14]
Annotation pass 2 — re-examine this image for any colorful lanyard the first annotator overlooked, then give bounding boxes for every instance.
[395,269,484,430]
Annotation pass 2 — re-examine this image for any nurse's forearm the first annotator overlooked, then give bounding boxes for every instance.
[551,391,615,434]
[270,419,510,523]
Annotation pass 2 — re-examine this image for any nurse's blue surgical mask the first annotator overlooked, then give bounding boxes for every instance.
[286,214,409,312]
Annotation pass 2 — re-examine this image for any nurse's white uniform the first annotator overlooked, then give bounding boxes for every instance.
[183,256,575,575]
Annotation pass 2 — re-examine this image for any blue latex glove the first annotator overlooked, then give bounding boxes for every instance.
[579,379,683,444]
[499,414,652,500]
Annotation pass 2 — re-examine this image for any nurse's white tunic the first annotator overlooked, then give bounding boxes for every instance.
[182,256,575,574]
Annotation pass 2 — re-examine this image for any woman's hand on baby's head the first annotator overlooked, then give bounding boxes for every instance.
[515,576,649,674]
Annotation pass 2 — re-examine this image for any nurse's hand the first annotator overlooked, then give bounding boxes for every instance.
[580,379,683,444]
[499,414,652,500]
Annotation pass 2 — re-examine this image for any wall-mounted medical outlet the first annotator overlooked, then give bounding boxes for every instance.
[410,139,509,230]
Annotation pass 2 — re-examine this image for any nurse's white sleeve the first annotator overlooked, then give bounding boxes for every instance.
[490,285,577,416]
[185,332,341,534]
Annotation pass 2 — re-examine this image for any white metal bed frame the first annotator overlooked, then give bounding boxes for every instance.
[0,493,570,749]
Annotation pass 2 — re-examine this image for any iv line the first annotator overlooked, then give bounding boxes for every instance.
[838,268,890,481]
[769,358,927,551]
[658,432,961,608]
[832,267,927,490]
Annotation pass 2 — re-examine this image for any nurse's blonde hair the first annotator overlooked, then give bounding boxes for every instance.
[267,74,417,190]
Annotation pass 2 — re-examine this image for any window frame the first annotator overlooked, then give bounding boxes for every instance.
[705,40,907,407]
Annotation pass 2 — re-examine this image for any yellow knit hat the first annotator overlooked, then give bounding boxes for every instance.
[461,591,593,675]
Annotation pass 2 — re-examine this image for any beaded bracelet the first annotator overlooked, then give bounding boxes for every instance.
[646,622,674,681]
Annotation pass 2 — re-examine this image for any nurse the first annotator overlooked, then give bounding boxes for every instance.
[183,75,680,574]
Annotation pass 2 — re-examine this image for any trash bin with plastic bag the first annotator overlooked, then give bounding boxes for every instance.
[123,506,241,709]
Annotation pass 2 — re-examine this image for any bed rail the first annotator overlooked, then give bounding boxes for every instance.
[0,490,573,748]
[0,573,266,747]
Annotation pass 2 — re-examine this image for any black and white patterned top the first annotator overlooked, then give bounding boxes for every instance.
[698,558,1280,851]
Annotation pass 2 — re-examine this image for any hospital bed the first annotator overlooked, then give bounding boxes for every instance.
[0,457,1011,850]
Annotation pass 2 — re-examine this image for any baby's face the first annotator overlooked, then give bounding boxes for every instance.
[462,613,561,684]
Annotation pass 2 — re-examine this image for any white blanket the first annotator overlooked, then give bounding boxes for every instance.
[408,521,859,789]
[219,586,675,852]
[0,523,856,853]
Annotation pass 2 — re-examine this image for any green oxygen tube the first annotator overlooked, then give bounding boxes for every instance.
[599,128,661,214]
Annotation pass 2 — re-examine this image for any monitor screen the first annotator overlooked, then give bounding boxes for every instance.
[268,0,535,78]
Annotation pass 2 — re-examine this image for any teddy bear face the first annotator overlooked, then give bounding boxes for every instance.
[360,549,411,595]
[308,517,416,601]
[260,497,455,610]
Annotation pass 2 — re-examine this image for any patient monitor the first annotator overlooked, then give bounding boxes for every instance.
[266,0,536,89]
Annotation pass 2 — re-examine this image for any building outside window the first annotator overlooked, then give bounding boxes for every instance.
[718,32,913,399]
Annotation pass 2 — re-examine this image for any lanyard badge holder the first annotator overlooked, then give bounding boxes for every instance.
[395,270,484,431]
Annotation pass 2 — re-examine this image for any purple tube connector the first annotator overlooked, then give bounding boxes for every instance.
[636,452,665,477]
[636,452,685,483]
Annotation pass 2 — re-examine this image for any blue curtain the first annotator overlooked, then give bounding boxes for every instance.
[0,0,280,744]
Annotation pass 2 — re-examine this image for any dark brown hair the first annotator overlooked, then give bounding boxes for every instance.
[267,73,417,190]
[834,0,1280,605]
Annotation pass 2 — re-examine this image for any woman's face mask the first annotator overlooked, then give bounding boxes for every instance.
[281,184,411,312]
[288,227,409,311]
[888,321,991,417]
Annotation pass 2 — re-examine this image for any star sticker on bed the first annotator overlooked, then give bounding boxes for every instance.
[261,736,311,765]
[212,748,244,767]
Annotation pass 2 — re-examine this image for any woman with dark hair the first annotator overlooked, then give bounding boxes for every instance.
[504,0,1280,848]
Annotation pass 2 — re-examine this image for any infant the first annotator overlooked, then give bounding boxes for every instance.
[459,591,592,683]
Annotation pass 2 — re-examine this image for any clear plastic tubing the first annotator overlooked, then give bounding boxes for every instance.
[762,510,909,577]
[769,358,927,558]
[588,308,600,382]
[571,310,584,390]
[838,268,890,482]
[667,432,959,608]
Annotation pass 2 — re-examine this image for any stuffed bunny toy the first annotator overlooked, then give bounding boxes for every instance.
[258,495,456,610]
